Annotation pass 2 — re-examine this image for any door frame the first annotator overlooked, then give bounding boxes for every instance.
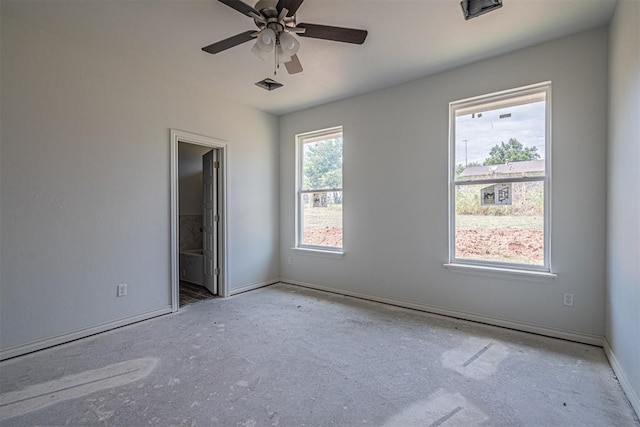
[170,129,228,311]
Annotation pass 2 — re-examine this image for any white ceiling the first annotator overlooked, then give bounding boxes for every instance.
[1,0,617,115]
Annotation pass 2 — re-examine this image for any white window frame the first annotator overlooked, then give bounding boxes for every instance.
[448,82,552,274]
[295,126,344,253]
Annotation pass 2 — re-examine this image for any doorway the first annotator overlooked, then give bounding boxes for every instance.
[170,129,228,311]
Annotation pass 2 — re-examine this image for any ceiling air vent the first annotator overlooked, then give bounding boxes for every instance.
[460,0,502,20]
[255,78,283,91]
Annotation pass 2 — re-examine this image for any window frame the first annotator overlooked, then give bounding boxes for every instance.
[295,126,344,253]
[448,82,552,273]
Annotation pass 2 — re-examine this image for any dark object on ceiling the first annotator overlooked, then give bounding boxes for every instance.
[460,0,503,20]
[202,0,368,75]
[255,78,284,91]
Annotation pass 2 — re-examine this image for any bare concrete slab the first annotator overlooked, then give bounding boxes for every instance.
[1,283,638,426]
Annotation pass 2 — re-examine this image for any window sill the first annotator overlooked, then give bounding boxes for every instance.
[444,263,557,282]
[292,247,345,259]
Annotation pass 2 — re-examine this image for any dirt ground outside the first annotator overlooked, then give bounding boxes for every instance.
[301,208,543,265]
[302,205,343,248]
[455,228,543,264]
[456,215,543,265]
[303,227,343,248]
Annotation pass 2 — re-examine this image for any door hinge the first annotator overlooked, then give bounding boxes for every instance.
[214,214,220,222]
[213,161,220,169]
[214,268,220,276]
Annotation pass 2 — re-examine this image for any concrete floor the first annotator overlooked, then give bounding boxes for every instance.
[1,283,638,426]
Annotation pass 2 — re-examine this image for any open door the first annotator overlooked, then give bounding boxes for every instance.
[202,149,219,294]
[171,129,228,310]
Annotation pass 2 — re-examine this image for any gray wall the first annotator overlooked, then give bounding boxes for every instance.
[0,15,280,353]
[178,143,211,216]
[280,28,609,341]
[3,10,634,410]
[607,0,640,412]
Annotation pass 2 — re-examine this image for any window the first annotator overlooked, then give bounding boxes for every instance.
[296,127,343,251]
[449,83,551,271]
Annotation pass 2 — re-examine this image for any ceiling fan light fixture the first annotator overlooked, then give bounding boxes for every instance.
[205,0,369,76]
[251,28,276,60]
[460,0,502,20]
[277,47,292,64]
[279,32,300,57]
[251,42,272,61]
[255,28,276,51]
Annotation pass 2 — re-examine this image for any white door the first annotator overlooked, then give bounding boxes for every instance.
[202,149,218,294]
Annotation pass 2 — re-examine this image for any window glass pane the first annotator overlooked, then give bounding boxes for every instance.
[455,181,544,266]
[302,137,343,191]
[301,190,343,248]
[454,97,546,183]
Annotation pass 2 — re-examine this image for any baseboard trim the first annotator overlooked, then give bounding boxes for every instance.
[0,277,283,361]
[0,306,172,361]
[229,278,281,296]
[281,279,604,346]
[604,338,640,418]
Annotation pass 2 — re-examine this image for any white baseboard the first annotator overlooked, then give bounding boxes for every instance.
[281,279,604,346]
[604,338,640,418]
[0,278,282,361]
[0,306,172,361]
[229,278,281,296]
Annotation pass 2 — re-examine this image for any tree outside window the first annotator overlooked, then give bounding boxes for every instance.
[450,83,551,270]
[296,127,343,250]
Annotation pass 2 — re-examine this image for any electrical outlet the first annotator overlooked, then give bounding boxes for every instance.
[117,283,128,297]
[563,293,574,307]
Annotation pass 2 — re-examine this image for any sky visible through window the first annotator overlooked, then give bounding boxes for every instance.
[455,100,545,166]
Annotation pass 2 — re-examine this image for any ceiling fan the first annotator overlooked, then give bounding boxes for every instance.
[202,0,368,75]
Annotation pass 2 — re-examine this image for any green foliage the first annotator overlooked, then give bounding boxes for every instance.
[455,182,544,216]
[303,137,343,189]
[455,138,543,220]
[483,138,540,166]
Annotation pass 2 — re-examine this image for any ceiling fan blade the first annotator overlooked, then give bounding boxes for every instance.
[276,0,305,17]
[297,23,368,44]
[202,30,256,54]
[284,54,303,74]
[218,0,260,18]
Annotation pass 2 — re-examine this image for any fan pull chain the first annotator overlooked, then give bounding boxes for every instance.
[274,37,281,76]
[274,45,277,76]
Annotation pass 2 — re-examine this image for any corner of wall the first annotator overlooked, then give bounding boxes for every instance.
[605,0,640,419]
[604,338,640,417]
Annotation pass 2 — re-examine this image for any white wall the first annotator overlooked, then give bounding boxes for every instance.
[178,143,210,216]
[0,15,280,355]
[280,28,609,342]
[606,0,640,414]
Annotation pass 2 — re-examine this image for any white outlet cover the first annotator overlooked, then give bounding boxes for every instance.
[563,293,574,306]
[117,284,128,297]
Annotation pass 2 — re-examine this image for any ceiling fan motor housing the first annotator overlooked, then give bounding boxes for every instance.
[254,0,278,16]
[253,0,296,33]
